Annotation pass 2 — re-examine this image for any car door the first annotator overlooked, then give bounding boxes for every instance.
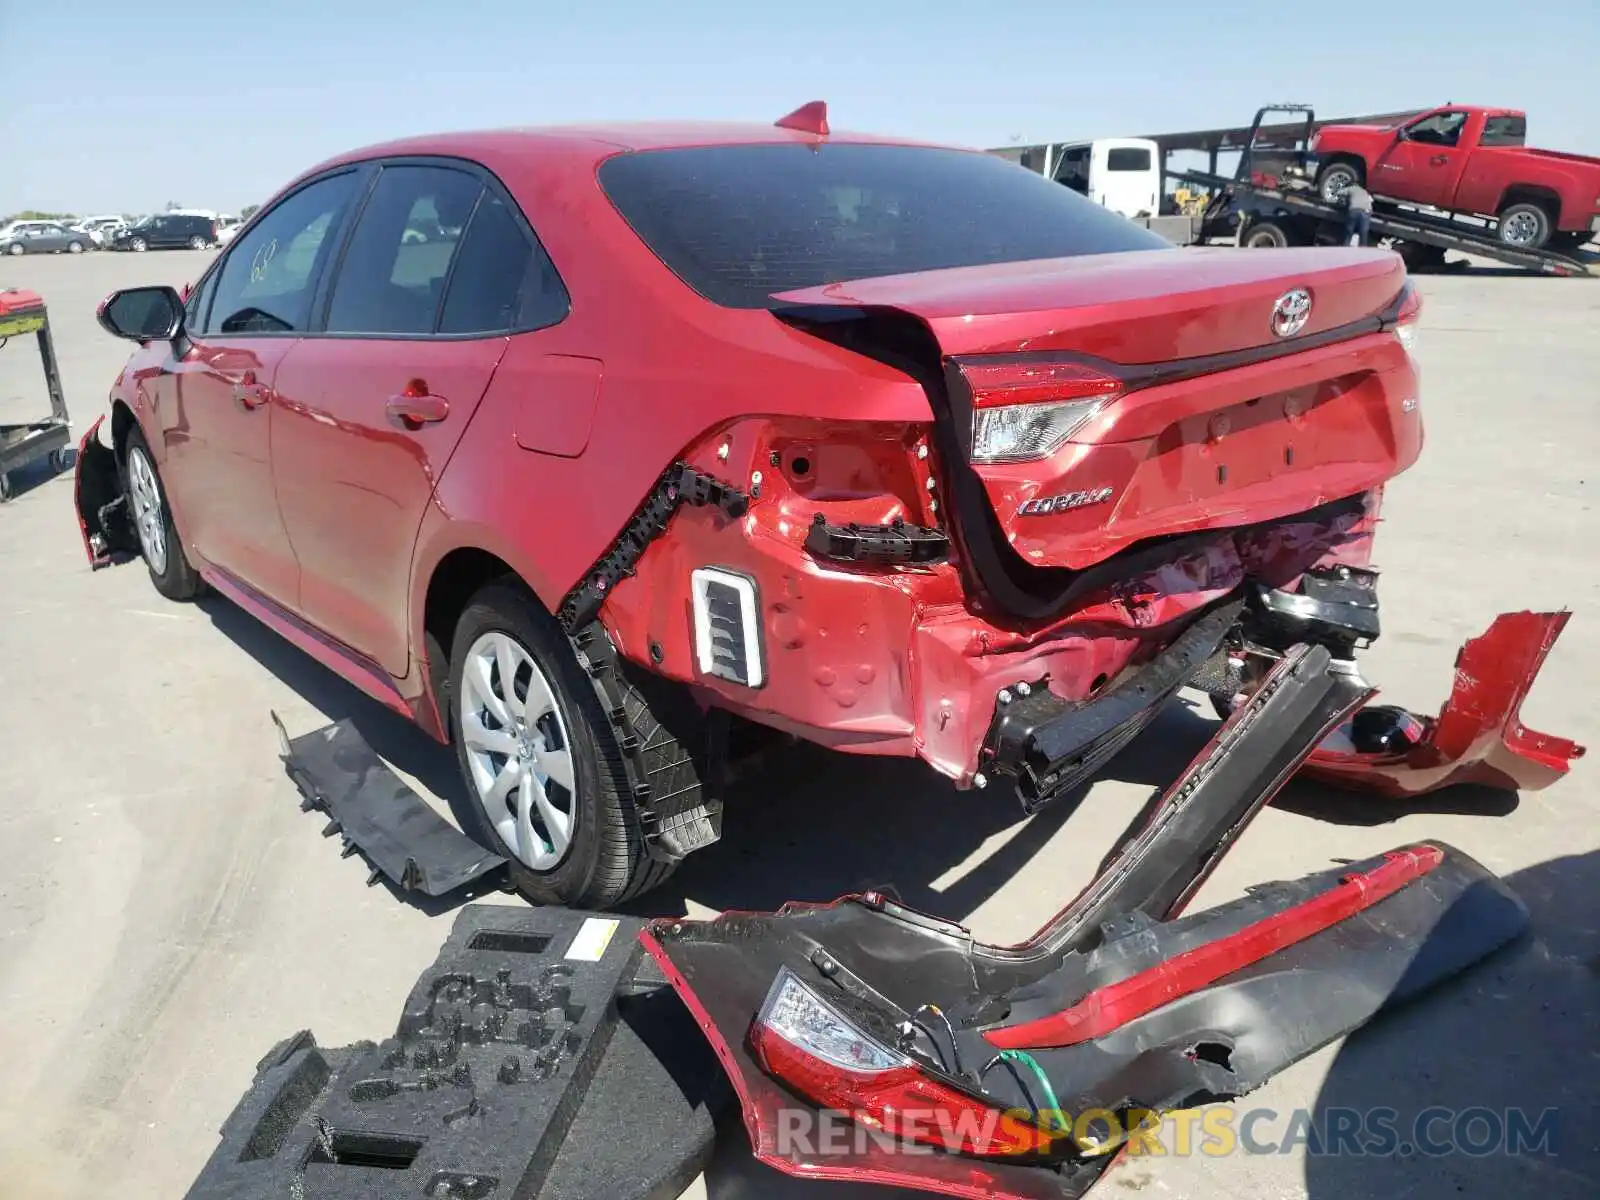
[270,160,570,675]
[152,170,365,606]
[1371,110,1472,206]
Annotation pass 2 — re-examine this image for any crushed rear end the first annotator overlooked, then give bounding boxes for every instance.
[628,238,1582,808]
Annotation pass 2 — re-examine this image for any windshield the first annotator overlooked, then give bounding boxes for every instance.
[598,142,1171,309]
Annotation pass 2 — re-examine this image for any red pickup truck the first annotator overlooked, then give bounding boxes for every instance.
[1311,105,1600,251]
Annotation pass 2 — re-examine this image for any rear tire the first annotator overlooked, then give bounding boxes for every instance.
[1316,161,1362,204]
[122,426,203,601]
[1497,202,1553,249]
[188,235,206,250]
[1242,220,1291,249]
[447,581,680,909]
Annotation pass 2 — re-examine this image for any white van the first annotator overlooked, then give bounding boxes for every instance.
[1050,138,1161,220]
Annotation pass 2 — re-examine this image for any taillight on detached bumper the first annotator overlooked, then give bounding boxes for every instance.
[752,968,1062,1159]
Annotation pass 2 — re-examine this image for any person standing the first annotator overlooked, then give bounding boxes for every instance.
[1344,182,1373,246]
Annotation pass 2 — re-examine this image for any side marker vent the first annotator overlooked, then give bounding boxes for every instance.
[691,568,764,688]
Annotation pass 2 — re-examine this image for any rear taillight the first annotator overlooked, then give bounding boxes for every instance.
[960,361,1122,465]
[752,968,1058,1157]
[1395,287,1422,356]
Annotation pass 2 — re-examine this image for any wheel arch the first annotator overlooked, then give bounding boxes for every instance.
[110,398,139,462]
[1498,184,1561,223]
[412,533,566,742]
[1318,154,1367,182]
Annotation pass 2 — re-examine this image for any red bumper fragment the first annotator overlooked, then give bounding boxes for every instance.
[73,415,114,568]
[1306,610,1584,796]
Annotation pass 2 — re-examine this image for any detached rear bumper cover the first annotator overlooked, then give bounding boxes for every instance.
[644,846,1524,1200]
[1307,610,1584,796]
[642,645,1535,1199]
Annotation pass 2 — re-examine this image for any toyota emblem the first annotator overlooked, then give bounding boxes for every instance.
[1271,288,1313,338]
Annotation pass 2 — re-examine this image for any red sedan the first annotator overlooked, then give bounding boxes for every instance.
[77,104,1579,908]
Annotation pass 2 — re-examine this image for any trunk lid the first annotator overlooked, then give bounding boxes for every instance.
[773,246,1417,583]
[771,245,1404,361]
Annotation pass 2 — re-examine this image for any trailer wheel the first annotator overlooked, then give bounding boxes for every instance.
[1243,221,1291,249]
[1497,203,1553,249]
[1316,162,1362,204]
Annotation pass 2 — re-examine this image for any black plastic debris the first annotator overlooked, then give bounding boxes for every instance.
[274,712,508,896]
[184,904,730,1200]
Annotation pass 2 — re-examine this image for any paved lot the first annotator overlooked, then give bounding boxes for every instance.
[1,249,1596,1200]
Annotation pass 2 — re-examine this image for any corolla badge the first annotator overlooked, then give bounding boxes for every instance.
[1017,486,1115,517]
[1271,287,1313,338]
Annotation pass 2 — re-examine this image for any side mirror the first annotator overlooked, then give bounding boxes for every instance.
[1394,127,1410,142]
[97,285,185,343]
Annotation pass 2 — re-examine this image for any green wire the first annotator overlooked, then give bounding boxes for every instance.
[991,1049,1067,1134]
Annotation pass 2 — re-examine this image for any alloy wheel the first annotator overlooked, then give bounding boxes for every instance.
[126,447,169,575]
[1501,211,1541,246]
[459,630,578,870]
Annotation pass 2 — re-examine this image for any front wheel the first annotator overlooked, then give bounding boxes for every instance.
[122,427,203,600]
[68,240,85,254]
[6,243,22,256]
[448,581,681,908]
[1316,162,1361,205]
[1497,203,1553,249]
[130,237,148,252]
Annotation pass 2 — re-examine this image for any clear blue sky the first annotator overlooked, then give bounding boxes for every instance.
[6,0,1597,215]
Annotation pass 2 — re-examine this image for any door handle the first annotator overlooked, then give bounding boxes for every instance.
[232,371,267,410]
[1430,154,1449,165]
[386,391,450,429]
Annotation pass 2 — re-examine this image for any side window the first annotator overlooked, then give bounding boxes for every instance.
[185,267,219,330]
[1408,112,1467,147]
[325,165,482,335]
[1481,115,1526,147]
[439,191,569,335]
[204,173,359,335]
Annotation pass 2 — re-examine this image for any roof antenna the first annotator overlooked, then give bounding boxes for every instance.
[775,101,829,136]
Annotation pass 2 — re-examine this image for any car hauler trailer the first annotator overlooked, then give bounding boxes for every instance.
[0,289,74,502]
[1000,106,1594,275]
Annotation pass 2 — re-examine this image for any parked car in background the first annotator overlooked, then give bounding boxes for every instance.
[1312,105,1600,250]
[110,213,219,251]
[75,215,130,246]
[0,220,93,255]
[215,216,244,245]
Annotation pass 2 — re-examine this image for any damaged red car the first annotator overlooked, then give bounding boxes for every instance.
[77,102,1579,912]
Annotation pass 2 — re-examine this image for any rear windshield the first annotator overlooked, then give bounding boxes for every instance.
[1106,147,1153,171]
[598,143,1171,308]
